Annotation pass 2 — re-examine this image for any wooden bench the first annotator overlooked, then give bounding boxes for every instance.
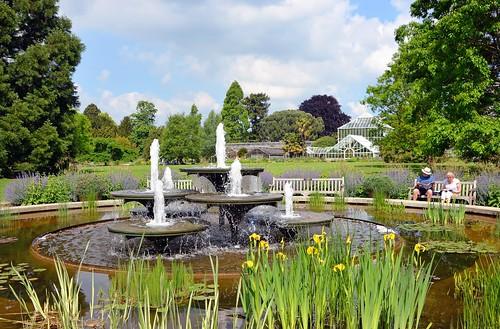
[408,179,477,205]
[146,179,194,190]
[270,177,344,196]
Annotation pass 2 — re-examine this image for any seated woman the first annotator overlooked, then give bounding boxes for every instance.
[441,172,461,203]
[413,167,435,201]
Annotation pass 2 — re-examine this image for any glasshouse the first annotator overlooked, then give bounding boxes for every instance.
[307,116,392,159]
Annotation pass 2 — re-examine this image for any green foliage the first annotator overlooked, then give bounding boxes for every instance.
[282,132,304,156]
[455,261,500,329]
[140,126,163,161]
[130,100,157,154]
[242,92,270,140]
[80,137,137,164]
[308,192,325,212]
[161,105,202,163]
[260,110,323,142]
[68,113,93,157]
[201,110,222,159]
[364,0,499,162]
[74,173,110,200]
[23,176,71,205]
[221,81,249,142]
[240,236,433,329]
[0,1,84,176]
[359,175,395,198]
[237,147,248,158]
[486,184,500,208]
[312,135,337,147]
[424,202,466,226]
[332,194,347,212]
[117,115,133,137]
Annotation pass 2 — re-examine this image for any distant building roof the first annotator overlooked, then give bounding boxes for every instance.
[338,116,392,130]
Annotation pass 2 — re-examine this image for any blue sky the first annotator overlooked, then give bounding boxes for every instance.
[59,0,413,124]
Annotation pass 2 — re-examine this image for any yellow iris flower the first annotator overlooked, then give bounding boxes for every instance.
[259,240,269,250]
[333,263,346,272]
[414,243,426,254]
[277,252,287,260]
[249,233,261,241]
[306,246,319,255]
[242,260,254,269]
[383,232,396,241]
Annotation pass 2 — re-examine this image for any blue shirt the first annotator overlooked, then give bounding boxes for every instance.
[417,175,435,189]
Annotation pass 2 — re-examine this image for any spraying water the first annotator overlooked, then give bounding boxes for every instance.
[216,123,226,168]
[147,179,172,226]
[282,182,299,218]
[228,159,243,196]
[149,139,160,192]
[162,167,174,190]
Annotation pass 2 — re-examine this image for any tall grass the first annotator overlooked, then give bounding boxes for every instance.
[332,193,347,212]
[373,191,405,215]
[424,202,466,225]
[82,190,97,215]
[494,213,500,238]
[454,260,500,328]
[308,192,325,212]
[239,233,433,329]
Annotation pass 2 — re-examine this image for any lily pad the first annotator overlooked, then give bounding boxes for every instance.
[422,240,498,254]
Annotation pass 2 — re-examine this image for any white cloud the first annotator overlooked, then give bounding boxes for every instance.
[347,102,372,118]
[97,69,110,81]
[61,0,414,116]
[91,90,219,124]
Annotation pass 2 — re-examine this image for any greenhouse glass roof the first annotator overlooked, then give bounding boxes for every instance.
[338,116,391,130]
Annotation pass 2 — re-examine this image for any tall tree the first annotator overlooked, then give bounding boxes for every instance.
[299,95,349,136]
[83,104,101,129]
[118,116,133,137]
[242,93,270,140]
[93,112,118,138]
[0,0,84,175]
[364,0,499,162]
[259,110,324,142]
[201,110,222,159]
[130,100,157,154]
[185,104,202,162]
[221,81,249,142]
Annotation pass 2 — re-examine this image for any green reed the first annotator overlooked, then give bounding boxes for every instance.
[332,193,347,212]
[454,260,500,328]
[425,202,466,225]
[239,233,433,329]
[373,191,406,216]
[0,207,16,221]
[308,192,325,212]
[82,190,97,215]
[494,213,500,238]
[58,202,70,221]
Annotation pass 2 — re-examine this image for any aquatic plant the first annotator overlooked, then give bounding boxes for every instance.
[373,191,406,215]
[239,234,433,329]
[454,260,500,328]
[422,240,497,254]
[424,202,466,225]
[308,191,325,212]
[332,193,347,211]
[82,190,97,215]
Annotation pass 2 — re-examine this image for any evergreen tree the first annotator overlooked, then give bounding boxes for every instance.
[242,93,270,140]
[83,104,101,129]
[185,104,202,162]
[93,112,118,138]
[130,100,157,153]
[0,0,84,175]
[221,81,249,142]
[201,110,222,159]
[118,116,133,137]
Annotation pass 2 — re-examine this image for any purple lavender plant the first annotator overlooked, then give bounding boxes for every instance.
[259,171,274,190]
[280,170,321,179]
[4,173,48,205]
[475,171,500,205]
[109,172,140,191]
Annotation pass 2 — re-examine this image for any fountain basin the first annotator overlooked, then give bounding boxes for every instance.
[110,189,198,216]
[180,167,264,192]
[107,218,208,238]
[185,192,282,205]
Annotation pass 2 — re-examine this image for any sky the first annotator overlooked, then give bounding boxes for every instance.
[59,0,413,124]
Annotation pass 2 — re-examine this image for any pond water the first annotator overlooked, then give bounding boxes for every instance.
[0,206,498,328]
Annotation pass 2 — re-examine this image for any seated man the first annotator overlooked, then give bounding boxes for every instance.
[412,167,435,201]
[441,172,461,203]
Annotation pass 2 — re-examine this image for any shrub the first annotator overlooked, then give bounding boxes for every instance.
[359,175,396,198]
[4,173,48,205]
[23,176,71,205]
[237,147,248,158]
[486,185,500,208]
[312,135,336,147]
[75,173,111,200]
[109,172,140,191]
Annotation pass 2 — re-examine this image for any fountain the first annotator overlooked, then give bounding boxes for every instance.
[109,139,198,216]
[107,139,207,238]
[282,182,299,218]
[180,123,264,192]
